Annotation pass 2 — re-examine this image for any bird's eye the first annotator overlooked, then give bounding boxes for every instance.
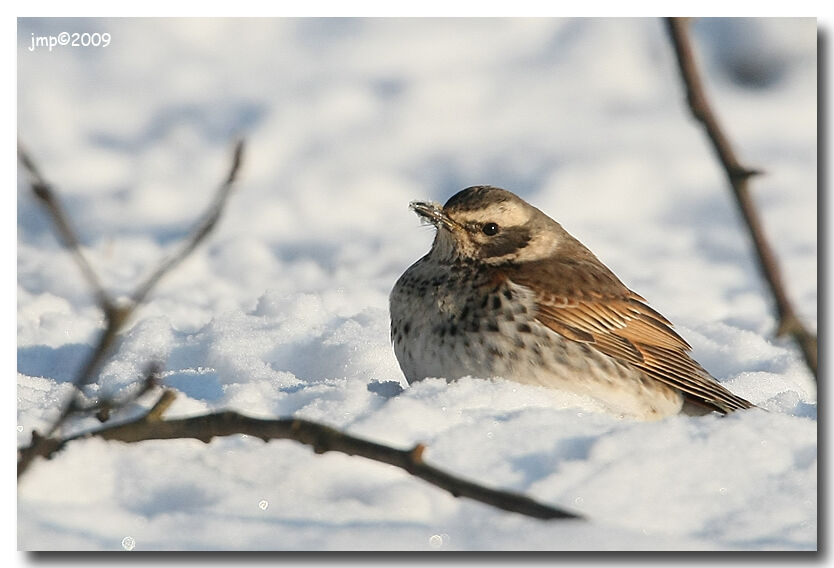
[481,222,499,236]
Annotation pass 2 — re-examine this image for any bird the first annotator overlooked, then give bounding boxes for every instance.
[389,185,754,420]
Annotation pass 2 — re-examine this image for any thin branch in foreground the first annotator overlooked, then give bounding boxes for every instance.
[19,390,583,521]
[664,18,817,379]
[18,142,114,311]
[131,139,244,306]
[87,362,164,423]
[16,140,246,478]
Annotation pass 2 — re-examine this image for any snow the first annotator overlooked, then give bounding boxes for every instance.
[16,17,816,551]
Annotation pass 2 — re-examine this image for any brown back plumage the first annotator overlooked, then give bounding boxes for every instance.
[503,252,754,414]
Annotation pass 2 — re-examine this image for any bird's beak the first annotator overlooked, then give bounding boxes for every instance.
[410,200,457,231]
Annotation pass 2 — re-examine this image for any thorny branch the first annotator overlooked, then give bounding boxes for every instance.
[665,18,817,379]
[19,390,582,521]
[16,140,246,477]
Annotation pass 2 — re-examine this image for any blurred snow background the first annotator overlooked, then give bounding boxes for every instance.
[16,17,816,551]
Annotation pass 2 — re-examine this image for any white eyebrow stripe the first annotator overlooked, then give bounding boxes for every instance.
[452,201,531,227]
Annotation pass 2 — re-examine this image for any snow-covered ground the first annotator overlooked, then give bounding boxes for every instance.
[17,18,817,551]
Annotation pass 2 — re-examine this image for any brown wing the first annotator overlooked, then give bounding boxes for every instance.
[505,256,754,414]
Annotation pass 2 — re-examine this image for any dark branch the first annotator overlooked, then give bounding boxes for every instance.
[131,139,245,306]
[88,362,164,423]
[17,140,246,478]
[18,142,114,311]
[19,390,582,521]
[664,18,817,379]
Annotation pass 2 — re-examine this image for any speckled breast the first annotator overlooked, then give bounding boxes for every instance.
[390,256,559,384]
[389,255,684,420]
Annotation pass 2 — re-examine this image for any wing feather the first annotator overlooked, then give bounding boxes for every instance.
[505,258,754,414]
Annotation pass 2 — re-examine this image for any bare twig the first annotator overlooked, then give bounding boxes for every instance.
[131,140,244,306]
[90,362,164,423]
[19,390,582,521]
[665,18,817,379]
[17,140,246,478]
[18,143,114,312]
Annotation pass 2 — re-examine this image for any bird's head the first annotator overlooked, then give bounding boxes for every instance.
[410,185,567,265]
